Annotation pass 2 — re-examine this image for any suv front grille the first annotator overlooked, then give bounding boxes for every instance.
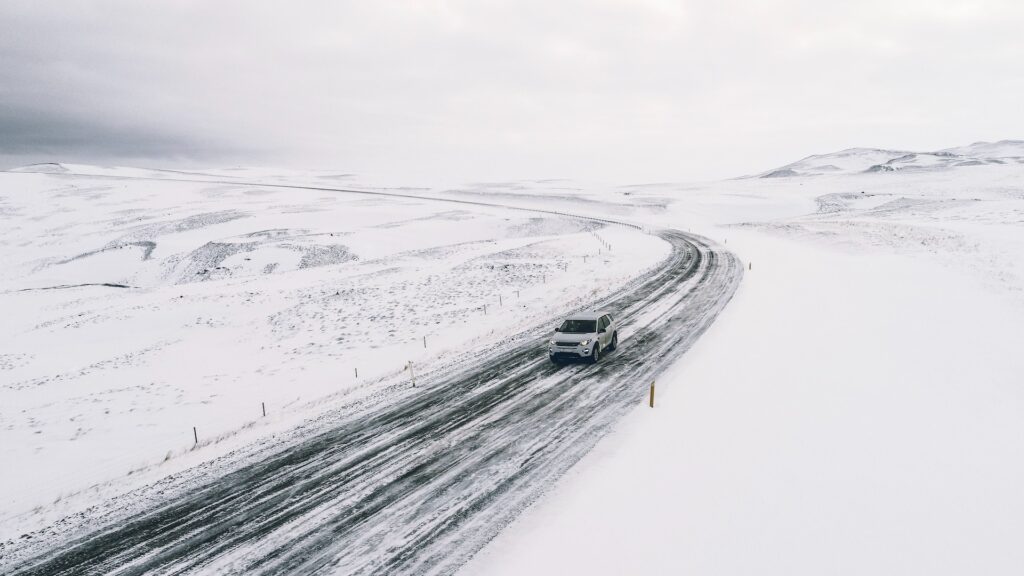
[555,341,579,347]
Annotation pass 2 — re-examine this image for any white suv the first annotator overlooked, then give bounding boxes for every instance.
[548,311,619,364]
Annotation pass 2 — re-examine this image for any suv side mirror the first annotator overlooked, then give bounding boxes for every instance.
[599,327,606,333]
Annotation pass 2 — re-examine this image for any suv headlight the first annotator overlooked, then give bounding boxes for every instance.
[579,339,590,346]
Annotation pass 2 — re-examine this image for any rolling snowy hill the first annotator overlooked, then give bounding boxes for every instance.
[753,139,1024,178]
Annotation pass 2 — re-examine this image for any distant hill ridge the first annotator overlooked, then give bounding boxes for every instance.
[752,140,1024,178]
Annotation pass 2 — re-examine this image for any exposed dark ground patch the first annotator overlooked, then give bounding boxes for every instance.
[116,210,248,243]
[14,283,133,292]
[177,241,258,283]
[53,241,157,265]
[295,244,357,269]
[505,216,603,237]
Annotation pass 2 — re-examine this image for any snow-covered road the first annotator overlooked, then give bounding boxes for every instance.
[2,181,741,575]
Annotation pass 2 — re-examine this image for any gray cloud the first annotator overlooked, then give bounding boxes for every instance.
[1,1,1023,181]
[0,104,236,159]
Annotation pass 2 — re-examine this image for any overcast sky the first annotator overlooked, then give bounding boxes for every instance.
[1,0,1022,182]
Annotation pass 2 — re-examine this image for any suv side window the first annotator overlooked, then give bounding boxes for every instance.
[598,316,609,331]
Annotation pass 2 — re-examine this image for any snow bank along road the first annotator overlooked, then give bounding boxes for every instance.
[4,179,743,575]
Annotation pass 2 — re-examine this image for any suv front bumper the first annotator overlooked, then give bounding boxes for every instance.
[548,344,592,359]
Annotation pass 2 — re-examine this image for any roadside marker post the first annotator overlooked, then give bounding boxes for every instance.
[193,426,198,445]
[649,381,655,408]
[262,402,266,417]
[355,367,358,378]
[423,335,427,348]
[405,361,416,387]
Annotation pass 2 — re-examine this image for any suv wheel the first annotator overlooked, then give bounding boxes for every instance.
[609,332,618,351]
[590,343,601,364]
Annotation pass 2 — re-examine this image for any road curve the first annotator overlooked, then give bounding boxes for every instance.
[3,179,743,576]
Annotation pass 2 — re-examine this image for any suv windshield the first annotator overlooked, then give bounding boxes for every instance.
[558,319,597,334]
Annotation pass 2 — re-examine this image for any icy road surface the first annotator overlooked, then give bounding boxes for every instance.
[3,182,741,575]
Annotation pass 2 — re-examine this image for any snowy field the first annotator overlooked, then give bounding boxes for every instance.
[0,167,668,539]
[3,140,1024,574]
[463,143,1024,575]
